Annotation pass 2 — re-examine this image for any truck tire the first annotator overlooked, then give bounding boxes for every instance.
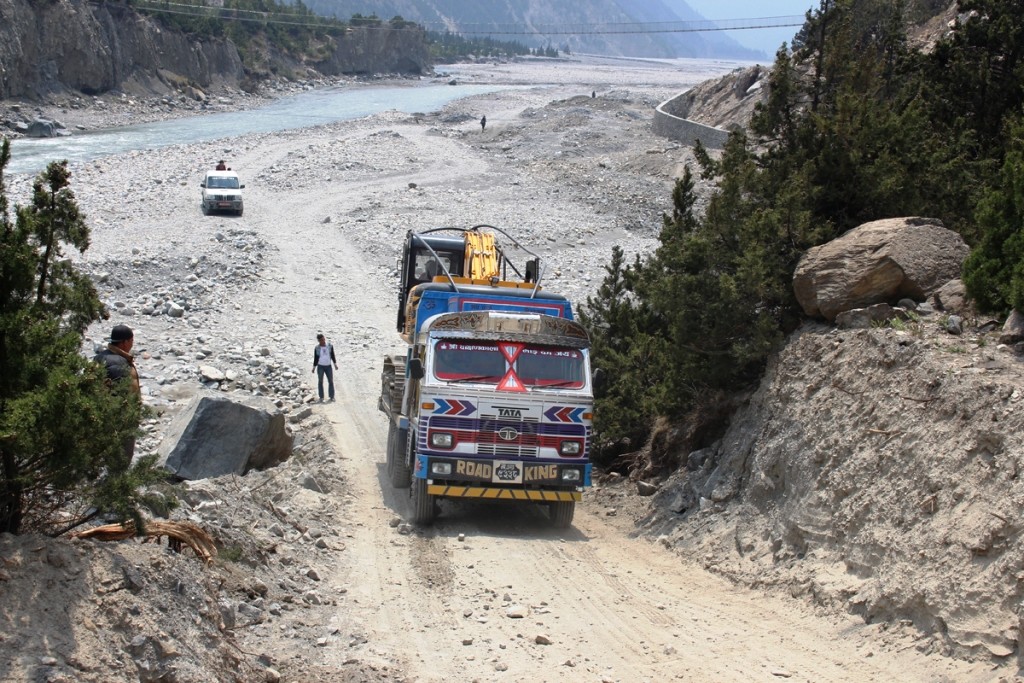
[386,421,411,488]
[411,477,436,525]
[549,501,575,529]
[380,357,406,416]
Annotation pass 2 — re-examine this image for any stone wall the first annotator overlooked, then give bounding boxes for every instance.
[653,92,730,149]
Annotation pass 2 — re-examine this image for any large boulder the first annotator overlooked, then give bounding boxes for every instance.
[793,217,969,321]
[157,391,292,480]
[1001,309,1024,345]
[25,118,62,137]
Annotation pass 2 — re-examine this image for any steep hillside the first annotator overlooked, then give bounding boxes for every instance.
[301,0,760,59]
[637,316,1024,663]
[0,0,429,101]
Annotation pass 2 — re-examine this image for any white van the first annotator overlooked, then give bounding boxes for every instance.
[200,170,245,216]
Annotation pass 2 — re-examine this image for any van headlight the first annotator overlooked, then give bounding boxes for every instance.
[430,432,454,448]
[559,440,582,456]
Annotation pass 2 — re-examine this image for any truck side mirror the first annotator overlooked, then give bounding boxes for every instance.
[408,358,425,380]
[592,367,606,392]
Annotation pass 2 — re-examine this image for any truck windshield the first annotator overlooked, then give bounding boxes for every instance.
[433,340,586,389]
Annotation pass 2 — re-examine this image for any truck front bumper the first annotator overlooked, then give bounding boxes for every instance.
[426,484,580,502]
[415,454,589,502]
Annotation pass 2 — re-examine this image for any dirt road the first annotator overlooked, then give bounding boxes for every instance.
[211,101,981,682]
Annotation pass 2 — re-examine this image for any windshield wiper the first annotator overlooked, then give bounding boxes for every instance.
[446,375,497,384]
[533,380,581,389]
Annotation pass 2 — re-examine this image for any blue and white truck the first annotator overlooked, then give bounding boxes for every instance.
[379,226,595,527]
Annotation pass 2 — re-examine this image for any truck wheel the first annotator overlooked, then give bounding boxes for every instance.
[549,501,575,529]
[386,422,411,488]
[411,477,436,526]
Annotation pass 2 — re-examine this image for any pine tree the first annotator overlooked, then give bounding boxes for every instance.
[962,115,1024,313]
[0,140,168,535]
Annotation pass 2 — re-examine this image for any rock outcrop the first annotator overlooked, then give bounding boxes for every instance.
[792,217,970,321]
[0,0,429,101]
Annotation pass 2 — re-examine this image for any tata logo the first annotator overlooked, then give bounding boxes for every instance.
[497,427,519,441]
[497,407,522,418]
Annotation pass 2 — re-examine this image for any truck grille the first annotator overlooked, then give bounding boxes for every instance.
[477,413,539,458]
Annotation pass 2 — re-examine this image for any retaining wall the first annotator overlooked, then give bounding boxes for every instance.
[653,92,730,149]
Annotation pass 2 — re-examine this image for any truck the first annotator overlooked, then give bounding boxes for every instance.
[379,225,595,527]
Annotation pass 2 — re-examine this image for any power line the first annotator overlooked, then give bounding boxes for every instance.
[121,1,804,37]
[420,16,805,34]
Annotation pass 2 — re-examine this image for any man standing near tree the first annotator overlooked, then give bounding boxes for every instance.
[93,324,141,468]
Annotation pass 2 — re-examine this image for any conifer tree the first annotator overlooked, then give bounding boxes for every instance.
[0,140,167,535]
[962,115,1024,313]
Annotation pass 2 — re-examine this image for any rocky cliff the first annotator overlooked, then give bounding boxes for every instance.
[0,0,429,102]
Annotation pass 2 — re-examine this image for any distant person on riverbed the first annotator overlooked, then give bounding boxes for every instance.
[480,115,486,131]
[216,160,228,170]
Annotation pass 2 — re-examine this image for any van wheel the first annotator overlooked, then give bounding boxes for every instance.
[237,208,243,217]
[411,477,436,526]
[549,501,575,529]
[201,203,209,215]
[386,422,411,488]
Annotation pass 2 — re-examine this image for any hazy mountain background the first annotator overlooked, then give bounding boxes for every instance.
[299,0,767,60]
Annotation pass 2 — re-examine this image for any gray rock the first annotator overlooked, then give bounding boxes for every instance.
[199,365,226,382]
[636,480,659,496]
[835,308,872,329]
[156,391,292,480]
[932,278,971,314]
[793,217,969,321]
[25,118,60,137]
[1000,309,1024,344]
[218,600,236,629]
[835,303,896,329]
[299,473,321,493]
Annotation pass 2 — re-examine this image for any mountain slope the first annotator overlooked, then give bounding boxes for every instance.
[300,0,761,58]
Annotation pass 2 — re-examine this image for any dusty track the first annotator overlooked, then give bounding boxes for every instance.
[219,108,982,681]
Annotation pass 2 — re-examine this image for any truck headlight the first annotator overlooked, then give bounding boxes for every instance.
[431,462,452,475]
[559,440,582,456]
[430,432,454,448]
[561,469,581,482]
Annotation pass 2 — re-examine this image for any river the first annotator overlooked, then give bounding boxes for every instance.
[5,82,523,176]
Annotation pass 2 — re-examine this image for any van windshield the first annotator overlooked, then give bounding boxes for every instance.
[433,340,586,389]
[207,176,239,189]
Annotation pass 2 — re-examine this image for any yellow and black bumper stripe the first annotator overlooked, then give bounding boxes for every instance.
[427,485,580,502]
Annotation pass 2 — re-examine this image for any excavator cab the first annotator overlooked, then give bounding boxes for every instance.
[396,233,464,333]
[394,225,547,337]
